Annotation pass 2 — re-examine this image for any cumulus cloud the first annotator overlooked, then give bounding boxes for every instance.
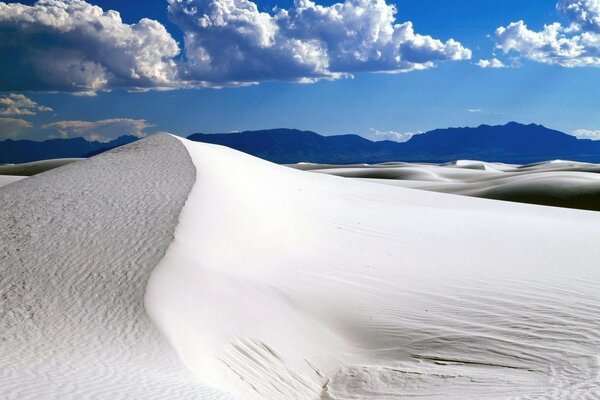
[475,58,506,68]
[495,0,600,67]
[369,128,417,142]
[557,0,600,32]
[0,118,33,139]
[42,118,156,142]
[168,0,471,84]
[572,128,600,139]
[0,0,180,93]
[1,0,470,90]
[169,0,471,85]
[0,94,53,115]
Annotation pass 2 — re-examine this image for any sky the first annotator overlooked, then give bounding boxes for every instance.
[1,0,600,142]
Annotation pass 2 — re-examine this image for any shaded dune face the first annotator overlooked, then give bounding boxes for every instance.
[0,158,82,176]
[148,139,600,400]
[291,161,600,211]
[0,135,228,399]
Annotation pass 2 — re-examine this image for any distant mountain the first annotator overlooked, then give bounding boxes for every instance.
[189,122,600,164]
[0,135,139,164]
[188,129,399,164]
[4,122,600,165]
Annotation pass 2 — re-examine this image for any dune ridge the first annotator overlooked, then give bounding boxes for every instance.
[0,135,227,399]
[147,138,600,399]
[3,135,600,399]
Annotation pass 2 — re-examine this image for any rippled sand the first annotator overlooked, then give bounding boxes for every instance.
[2,136,600,399]
[149,139,600,399]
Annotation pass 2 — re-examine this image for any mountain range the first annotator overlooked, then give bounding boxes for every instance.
[2,122,600,164]
[0,135,139,164]
[188,122,600,164]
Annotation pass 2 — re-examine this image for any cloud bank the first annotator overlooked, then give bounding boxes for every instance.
[495,0,600,67]
[475,58,506,68]
[42,118,157,142]
[0,94,53,115]
[0,0,180,93]
[572,128,600,140]
[369,128,417,142]
[0,0,471,92]
[0,118,33,140]
[169,0,471,85]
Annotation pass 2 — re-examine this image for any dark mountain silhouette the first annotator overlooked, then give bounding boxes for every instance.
[3,122,600,165]
[188,122,600,164]
[0,135,139,164]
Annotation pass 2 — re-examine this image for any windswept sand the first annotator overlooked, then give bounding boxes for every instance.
[0,158,82,176]
[291,160,600,211]
[146,138,600,399]
[0,135,228,399]
[3,136,600,399]
[0,175,25,187]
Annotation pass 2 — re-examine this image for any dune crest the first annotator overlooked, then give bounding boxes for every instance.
[0,135,225,399]
[147,138,600,399]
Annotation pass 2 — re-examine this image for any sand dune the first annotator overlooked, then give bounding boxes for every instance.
[2,136,600,399]
[0,136,227,399]
[293,160,600,211]
[147,138,600,399]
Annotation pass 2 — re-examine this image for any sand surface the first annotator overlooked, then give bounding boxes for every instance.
[146,138,600,399]
[0,175,25,187]
[0,158,82,176]
[3,136,600,399]
[290,160,600,211]
[0,135,227,399]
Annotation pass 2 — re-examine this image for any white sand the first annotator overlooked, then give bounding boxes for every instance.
[3,136,600,399]
[294,161,600,211]
[147,138,600,399]
[0,135,227,399]
[0,175,25,187]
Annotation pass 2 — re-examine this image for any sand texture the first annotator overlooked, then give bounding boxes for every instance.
[0,135,227,399]
[147,139,600,400]
[290,160,600,211]
[3,136,600,399]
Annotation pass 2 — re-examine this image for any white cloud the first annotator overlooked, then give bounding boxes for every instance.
[475,58,506,68]
[369,128,417,142]
[557,0,600,32]
[168,0,471,85]
[572,128,600,139]
[0,117,33,139]
[42,118,156,142]
[0,0,471,90]
[0,94,53,115]
[495,1,600,67]
[0,0,180,93]
[467,108,482,113]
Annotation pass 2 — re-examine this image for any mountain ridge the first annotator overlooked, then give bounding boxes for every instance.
[0,135,139,164]
[188,122,600,164]
[3,122,600,164]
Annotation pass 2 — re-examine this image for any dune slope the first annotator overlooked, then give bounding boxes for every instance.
[148,138,600,400]
[294,161,600,211]
[0,135,228,399]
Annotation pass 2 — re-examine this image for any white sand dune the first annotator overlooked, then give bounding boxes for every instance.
[147,138,600,399]
[3,136,600,399]
[294,161,600,211]
[0,136,228,399]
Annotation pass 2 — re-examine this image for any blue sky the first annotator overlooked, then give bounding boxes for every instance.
[1,0,600,142]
